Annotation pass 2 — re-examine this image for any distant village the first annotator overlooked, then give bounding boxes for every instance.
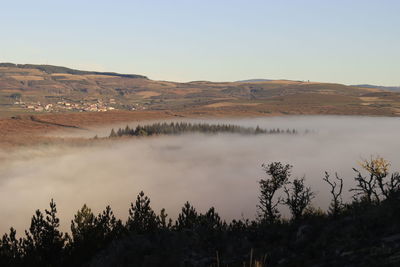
[12,98,145,113]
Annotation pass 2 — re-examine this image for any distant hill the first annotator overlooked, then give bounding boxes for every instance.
[351,84,400,92]
[0,63,400,117]
[236,79,273,83]
[0,63,147,79]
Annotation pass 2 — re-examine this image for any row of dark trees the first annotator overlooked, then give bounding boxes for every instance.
[0,192,229,267]
[109,122,298,138]
[1,157,400,266]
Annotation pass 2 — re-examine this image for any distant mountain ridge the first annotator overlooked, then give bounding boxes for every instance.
[0,63,147,79]
[236,79,273,83]
[351,84,400,92]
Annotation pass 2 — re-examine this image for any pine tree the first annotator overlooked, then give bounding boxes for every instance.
[22,199,67,266]
[96,205,124,240]
[127,191,158,233]
[68,204,124,265]
[71,204,96,244]
[109,128,117,138]
[176,202,199,230]
[158,208,172,230]
[124,125,131,135]
[199,207,223,230]
[0,227,22,266]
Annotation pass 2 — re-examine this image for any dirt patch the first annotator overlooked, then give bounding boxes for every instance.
[10,76,44,81]
[171,89,202,95]
[204,102,261,108]
[50,74,88,80]
[137,91,161,98]
[360,97,381,102]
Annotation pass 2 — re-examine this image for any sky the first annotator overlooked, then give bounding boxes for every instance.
[0,0,399,85]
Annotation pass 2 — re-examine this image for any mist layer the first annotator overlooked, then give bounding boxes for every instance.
[1,116,399,233]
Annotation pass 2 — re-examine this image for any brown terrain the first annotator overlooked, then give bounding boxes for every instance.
[1,63,400,148]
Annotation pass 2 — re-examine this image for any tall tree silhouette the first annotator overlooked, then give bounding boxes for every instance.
[283,178,315,220]
[127,191,158,233]
[176,202,199,230]
[22,199,67,266]
[258,162,292,223]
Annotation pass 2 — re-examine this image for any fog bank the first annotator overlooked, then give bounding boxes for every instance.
[1,116,400,233]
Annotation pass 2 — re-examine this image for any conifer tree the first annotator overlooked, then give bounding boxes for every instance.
[176,202,199,230]
[109,128,117,138]
[199,207,223,230]
[22,199,67,266]
[158,208,172,230]
[0,228,22,266]
[127,191,158,233]
[68,204,124,265]
[96,205,124,239]
[71,204,96,244]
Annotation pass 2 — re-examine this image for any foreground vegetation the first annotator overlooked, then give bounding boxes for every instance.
[109,122,298,138]
[1,157,400,266]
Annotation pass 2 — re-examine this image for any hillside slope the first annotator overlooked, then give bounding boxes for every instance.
[0,63,400,118]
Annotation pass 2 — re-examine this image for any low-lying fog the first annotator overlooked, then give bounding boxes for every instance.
[1,116,400,234]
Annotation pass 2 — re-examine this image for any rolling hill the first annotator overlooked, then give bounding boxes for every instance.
[0,63,400,119]
[351,84,400,92]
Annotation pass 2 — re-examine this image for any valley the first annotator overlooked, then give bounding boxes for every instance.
[1,64,400,148]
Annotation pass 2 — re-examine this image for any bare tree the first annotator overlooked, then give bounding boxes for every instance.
[385,172,400,199]
[350,156,400,203]
[283,177,315,220]
[323,172,344,216]
[258,162,292,223]
[351,168,378,203]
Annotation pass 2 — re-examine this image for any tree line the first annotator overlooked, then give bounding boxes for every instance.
[108,122,299,138]
[1,156,400,266]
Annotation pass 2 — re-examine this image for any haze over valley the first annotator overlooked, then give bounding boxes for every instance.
[1,116,399,234]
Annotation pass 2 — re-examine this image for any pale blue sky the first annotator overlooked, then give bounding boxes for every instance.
[1,0,399,85]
